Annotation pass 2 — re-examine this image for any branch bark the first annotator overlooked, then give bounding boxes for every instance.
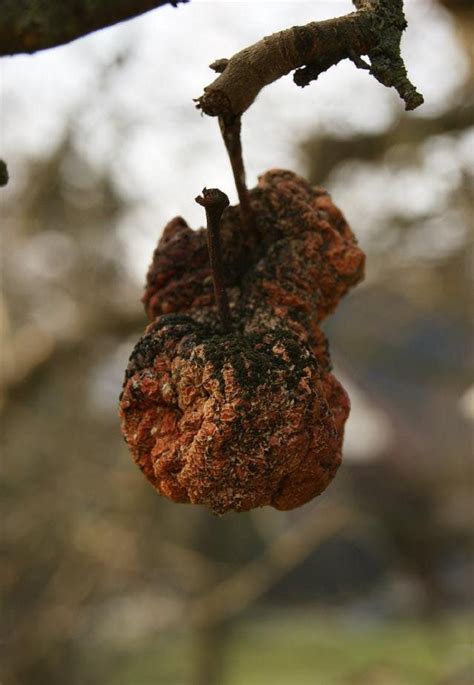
[0,0,189,56]
[197,0,423,117]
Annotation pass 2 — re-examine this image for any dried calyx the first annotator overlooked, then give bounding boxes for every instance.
[120,170,365,514]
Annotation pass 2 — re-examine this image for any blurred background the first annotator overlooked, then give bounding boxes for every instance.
[1,1,473,683]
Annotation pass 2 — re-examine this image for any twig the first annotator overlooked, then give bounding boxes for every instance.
[196,0,423,118]
[195,188,232,333]
[218,115,255,237]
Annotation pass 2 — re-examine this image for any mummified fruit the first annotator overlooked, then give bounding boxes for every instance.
[120,169,365,513]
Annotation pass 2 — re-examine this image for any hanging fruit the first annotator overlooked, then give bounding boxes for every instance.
[120,169,365,513]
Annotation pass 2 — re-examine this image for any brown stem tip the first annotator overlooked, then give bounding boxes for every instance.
[195,187,230,213]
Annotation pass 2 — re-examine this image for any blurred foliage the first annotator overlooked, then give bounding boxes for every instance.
[105,614,473,685]
[1,2,473,684]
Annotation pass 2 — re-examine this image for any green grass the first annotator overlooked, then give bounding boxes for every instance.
[105,611,473,685]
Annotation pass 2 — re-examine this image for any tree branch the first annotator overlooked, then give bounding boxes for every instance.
[196,0,423,117]
[0,0,189,56]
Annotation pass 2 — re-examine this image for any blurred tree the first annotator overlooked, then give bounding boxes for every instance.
[301,0,473,619]
[1,2,472,685]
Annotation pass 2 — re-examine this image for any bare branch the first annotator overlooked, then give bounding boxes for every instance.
[196,0,423,118]
[0,0,189,56]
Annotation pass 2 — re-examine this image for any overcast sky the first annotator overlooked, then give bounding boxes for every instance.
[0,0,468,278]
